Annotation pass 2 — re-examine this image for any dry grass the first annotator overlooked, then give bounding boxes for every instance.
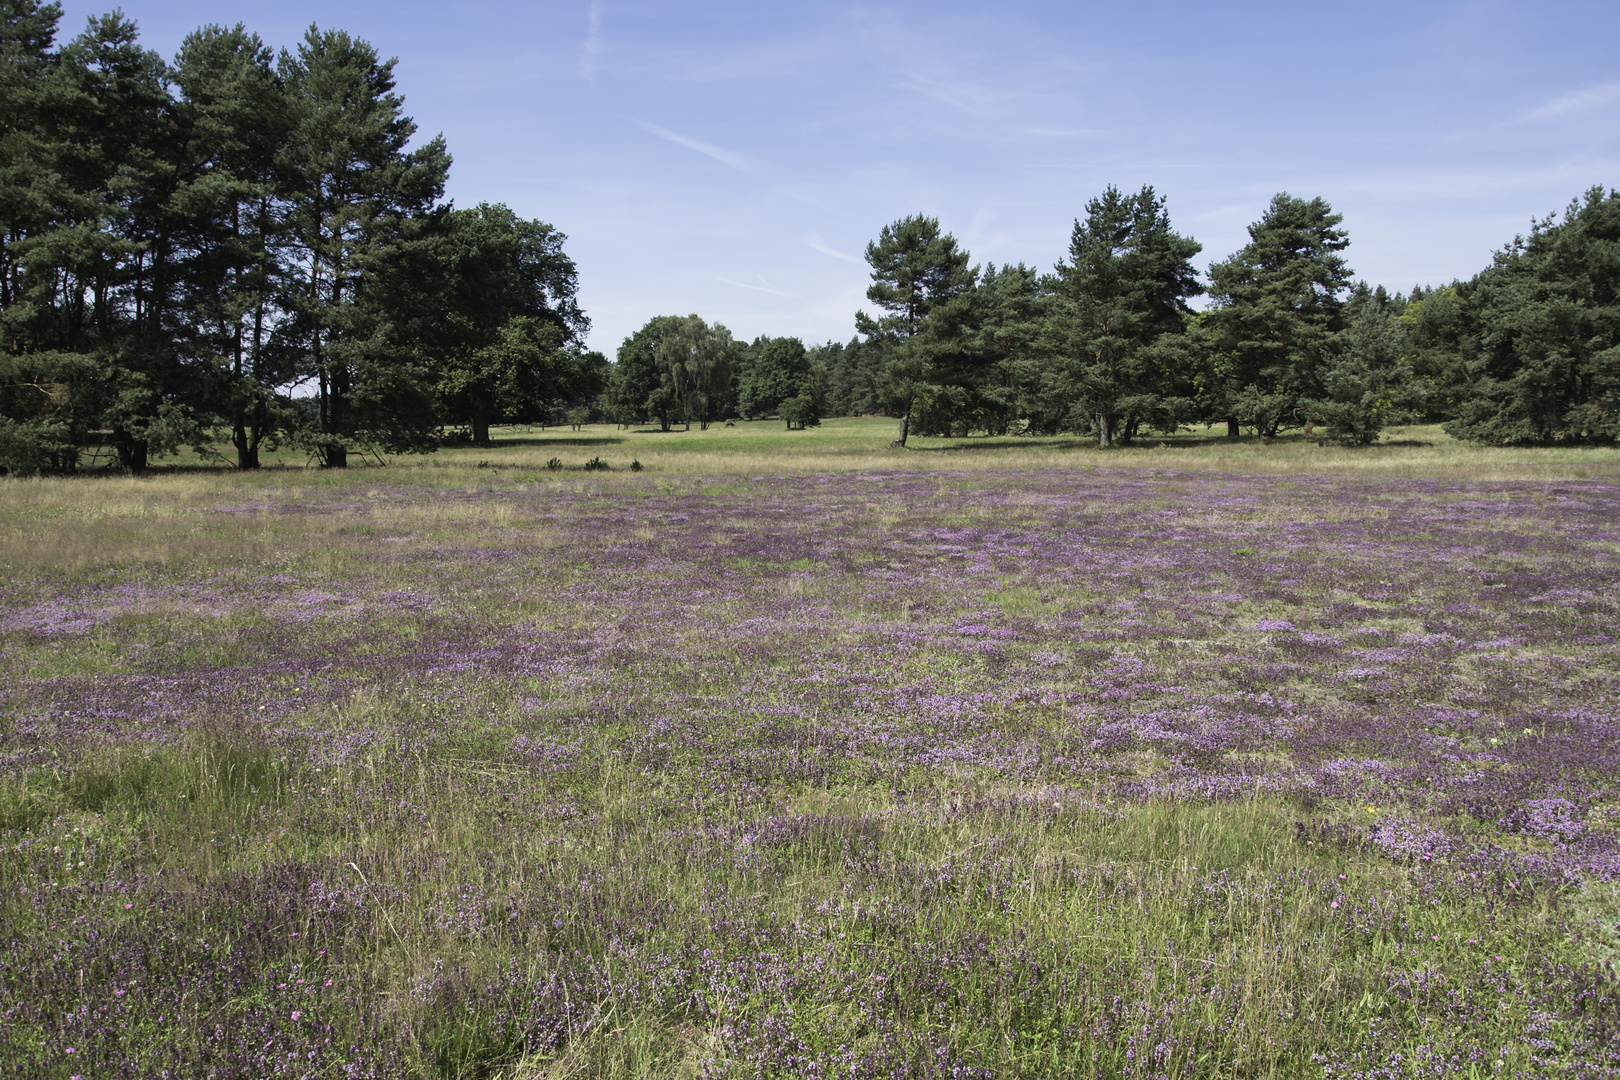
[3,418,1616,580]
[410,418,1620,482]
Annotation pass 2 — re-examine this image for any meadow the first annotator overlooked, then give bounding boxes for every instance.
[2,418,1619,1079]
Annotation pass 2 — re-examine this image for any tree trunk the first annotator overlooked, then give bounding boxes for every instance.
[471,391,492,446]
[891,410,911,448]
[1227,417,1239,439]
[324,362,350,468]
[313,213,347,470]
[115,433,148,475]
[1097,411,1112,449]
[234,421,261,470]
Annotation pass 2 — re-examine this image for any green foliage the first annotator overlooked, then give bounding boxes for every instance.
[0,348,102,474]
[905,261,1039,438]
[278,25,451,467]
[857,214,978,445]
[604,315,678,429]
[1444,186,1620,445]
[777,392,821,429]
[406,203,593,445]
[0,8,555,473]
[1306,285,1417,445]
[169,23,291,470]
[817,337,891,418]
[1399,285,1475,422]
[1206,193,1354,438]
[857,215,977,342]
[656,314,738,430]
[0,4,200,474]
[1044,185,1203,447]
[5,0,1611,476]
[606,315,737,432]
[739,335,814,419]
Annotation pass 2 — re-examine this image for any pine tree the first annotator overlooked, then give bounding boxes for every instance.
[1046,185,1201,447]
[171,23,288,468]
[0,0,92,473]
[855,214,976,446]
[1445,187,1620,444]
[278,25,449,467]
[1206,193,1352,438]
[1305,284,1412,445]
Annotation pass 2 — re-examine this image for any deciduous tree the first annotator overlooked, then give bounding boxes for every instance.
[739,335,814,420]
[657,315,736,430]
[410,203,588,444]
[605,315,680,430]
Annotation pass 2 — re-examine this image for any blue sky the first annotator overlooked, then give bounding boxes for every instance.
[60,0,1620,355]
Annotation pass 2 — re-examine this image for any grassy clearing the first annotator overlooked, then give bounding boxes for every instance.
[4,730,1598,1079]
[3,419,1617,581]
[2,432,1618,1078]
[61,415,1620,481]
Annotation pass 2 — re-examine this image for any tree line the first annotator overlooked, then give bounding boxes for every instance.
[5,2,1615,474]
[0,1,602,473]
[607,185,1618,448]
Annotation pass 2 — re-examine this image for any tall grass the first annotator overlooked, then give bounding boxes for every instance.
[5,728,1602,1078]
[2,434,1617,1077]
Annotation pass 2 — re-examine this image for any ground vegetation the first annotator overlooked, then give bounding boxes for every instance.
[0,4,589,474]
[1,440,1617,1077]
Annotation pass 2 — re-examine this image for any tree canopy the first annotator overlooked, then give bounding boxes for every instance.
[1045,185,1203,447]
[1442,187,1620,445]
[1205,193,1353,439]
[856,214,978,446]
[739,336,815,421]
[0,5,593,473]
[2,2,1609,469]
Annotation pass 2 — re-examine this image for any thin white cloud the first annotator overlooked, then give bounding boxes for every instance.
[633,120,752,171]
[803,231,862,264]
[901,72,1032,119]
[1519,82,1620,123]
[579,0,603,81]
[717,276,786,295]
[668,38,836,84]
[1017,126,1085,139]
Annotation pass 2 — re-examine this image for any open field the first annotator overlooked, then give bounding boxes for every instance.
[85,416,1620,484]
[3,429,1619,1078]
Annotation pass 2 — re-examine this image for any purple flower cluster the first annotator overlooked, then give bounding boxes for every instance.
[3,466,1619,1075]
